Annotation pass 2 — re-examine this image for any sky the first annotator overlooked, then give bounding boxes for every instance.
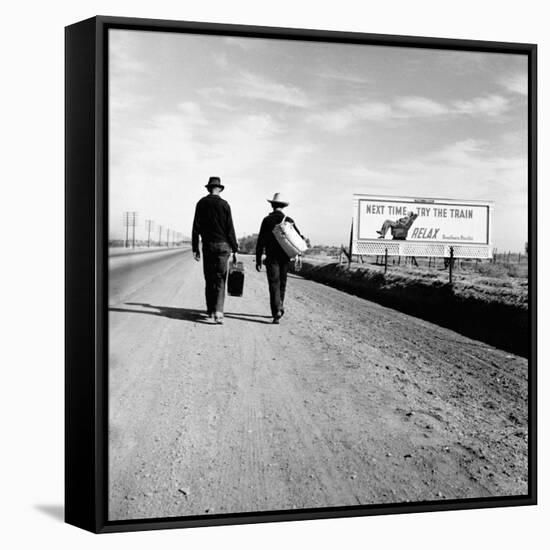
[109,29,528,251]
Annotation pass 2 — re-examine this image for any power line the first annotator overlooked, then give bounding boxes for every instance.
[120,212,186,249]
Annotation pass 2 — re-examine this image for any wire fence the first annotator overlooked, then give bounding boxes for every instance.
[334,245,528,282]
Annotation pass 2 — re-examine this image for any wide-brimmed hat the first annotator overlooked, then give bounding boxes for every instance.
[267,192,289,206]
[205,176,224,190]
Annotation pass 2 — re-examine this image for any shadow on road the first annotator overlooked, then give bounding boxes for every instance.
[34,504,64,522]
[109,303,272,324]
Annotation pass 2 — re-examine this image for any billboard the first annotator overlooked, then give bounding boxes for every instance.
[352,194,493,258]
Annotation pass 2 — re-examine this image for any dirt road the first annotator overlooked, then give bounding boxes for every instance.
[108,249,528,521]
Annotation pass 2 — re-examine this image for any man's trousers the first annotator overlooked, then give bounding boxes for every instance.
[265,256,290,318]
[379,219,397,237]
[202,242,231,314]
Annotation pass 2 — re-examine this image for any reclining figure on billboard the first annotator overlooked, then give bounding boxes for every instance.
[376,211,418,240]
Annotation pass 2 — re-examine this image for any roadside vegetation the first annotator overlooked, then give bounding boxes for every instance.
[291,255,529,356]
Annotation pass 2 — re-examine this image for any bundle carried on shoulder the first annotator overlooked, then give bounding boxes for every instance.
[272,216,308,259]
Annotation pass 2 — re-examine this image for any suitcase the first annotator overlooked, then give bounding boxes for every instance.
[227,261,245,296]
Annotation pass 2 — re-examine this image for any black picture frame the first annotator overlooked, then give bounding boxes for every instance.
[65,15,537,533]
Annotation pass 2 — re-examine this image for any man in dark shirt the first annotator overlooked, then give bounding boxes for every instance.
[255,193,304,324]
[192,177,238,324]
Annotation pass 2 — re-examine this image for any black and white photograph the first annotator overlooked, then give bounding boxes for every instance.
[5,0,550,545]
[106,24,533,523]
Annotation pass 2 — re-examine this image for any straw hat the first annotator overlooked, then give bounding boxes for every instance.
[267,192,289,206]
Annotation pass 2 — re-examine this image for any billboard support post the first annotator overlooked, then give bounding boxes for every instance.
[384,248,388,274]
[449,246,454,285]
[348,220,353,268]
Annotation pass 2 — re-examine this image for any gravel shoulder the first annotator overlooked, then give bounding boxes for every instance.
[108,252,528,521]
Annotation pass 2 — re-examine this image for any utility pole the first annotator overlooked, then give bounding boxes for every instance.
[145,219,154,248]
[124,214,128,248]
[166,228,170,247]
[158,225,163,247]
[123,211,138,248]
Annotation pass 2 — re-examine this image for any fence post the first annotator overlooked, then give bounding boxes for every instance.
[384,248,388,274]
[449,246,454,284]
